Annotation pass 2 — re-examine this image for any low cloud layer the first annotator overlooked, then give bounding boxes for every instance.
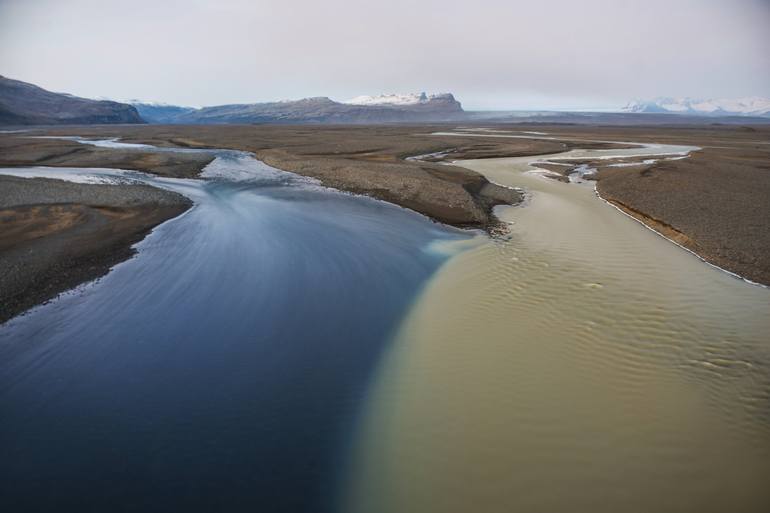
[1,0,768,110]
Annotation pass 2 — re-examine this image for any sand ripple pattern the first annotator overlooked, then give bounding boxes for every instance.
[344,148,770,513]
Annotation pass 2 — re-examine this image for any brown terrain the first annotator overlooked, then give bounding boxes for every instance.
[0,135,214,177]
[528,125,770,285]
[0,174,191,323]
[0,123,768,322]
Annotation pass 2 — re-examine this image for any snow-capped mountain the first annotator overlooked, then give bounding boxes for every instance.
[623,97,770,117]
[344,92,454,106]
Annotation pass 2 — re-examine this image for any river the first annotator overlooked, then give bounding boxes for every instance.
[0,145,467,512]
[1,136,768,512]
[344,139,770,512]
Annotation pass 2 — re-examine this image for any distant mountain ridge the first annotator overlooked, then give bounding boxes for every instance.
[130,93,464,124]
[129,102,197,124]
[0,75,143,125]
[3,75,768,126]
[623,96,770,117]
[0,76,464,125]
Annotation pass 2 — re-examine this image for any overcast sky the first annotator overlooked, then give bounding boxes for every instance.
[1,0,768,110]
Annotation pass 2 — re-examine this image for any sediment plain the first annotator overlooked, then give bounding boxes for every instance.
[1,123,768,322]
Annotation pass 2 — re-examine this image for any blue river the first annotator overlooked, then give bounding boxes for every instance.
[0,149,468,512]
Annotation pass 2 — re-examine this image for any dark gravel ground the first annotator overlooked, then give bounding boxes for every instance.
[0,175,191,323]
[0,134,215,178]
[595,143,770,285]
[497,123,770,285]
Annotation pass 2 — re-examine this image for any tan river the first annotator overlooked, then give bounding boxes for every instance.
[343,139,770,513]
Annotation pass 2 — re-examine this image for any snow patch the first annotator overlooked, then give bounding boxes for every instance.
[344,92,450,106]
[624,96,770,117]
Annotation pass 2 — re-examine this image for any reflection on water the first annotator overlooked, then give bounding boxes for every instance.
[345,149,770,512]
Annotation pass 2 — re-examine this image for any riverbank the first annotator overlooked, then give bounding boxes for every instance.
[0,128,538,324]
[0,134,215,177]
[593,143,770,285]
[0,174,191,323]
[0,128,535,322]
[428,124,770,285]
[3,124,767,282]
[0,126,579,228]
[1,122,768,326]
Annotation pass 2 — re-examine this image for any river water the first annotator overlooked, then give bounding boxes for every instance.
[2,137,768,512]
[345,144,770,512]
[0,148,467,512]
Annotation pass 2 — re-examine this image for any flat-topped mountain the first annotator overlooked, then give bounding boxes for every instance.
[0,75,144,125]
[142,93,464,124]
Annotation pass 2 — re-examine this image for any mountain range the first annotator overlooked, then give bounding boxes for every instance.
[623,97,770,117]
[0,75,464,125]
[132,93,463,124]
[2,74,769,126]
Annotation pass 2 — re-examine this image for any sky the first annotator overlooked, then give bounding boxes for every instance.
[0,0,768,111]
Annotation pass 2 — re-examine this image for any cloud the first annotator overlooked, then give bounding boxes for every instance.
[1,0,768,109]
